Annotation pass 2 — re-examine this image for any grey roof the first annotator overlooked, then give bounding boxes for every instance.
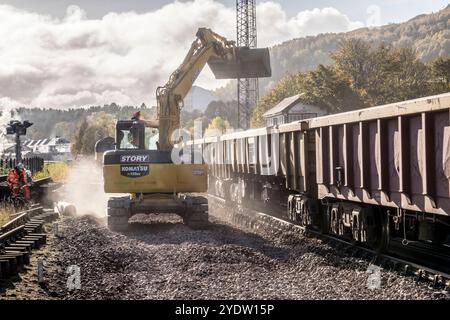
[23,137,70,147]
[263,94,305,118]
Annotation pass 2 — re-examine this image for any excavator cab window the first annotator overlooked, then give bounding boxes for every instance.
[116,121,146,150]
[145,127,159,151]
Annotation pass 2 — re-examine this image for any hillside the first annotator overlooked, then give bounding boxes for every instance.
[14,105,156,141]
[269,5,450,84]
[209,5,450,101]
[184,86,220,112]
[216,5,450,100]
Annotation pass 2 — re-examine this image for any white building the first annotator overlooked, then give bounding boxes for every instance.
[23,136,72,161]
[23,137,71,154]
[263,94,327,127]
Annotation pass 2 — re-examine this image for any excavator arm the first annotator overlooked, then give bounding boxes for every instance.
[155,28,271,151]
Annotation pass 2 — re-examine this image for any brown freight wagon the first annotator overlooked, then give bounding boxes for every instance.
[192,93,450,254]
[309,93,450,247]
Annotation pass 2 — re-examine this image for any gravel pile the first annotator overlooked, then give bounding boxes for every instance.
[35,207,449,300]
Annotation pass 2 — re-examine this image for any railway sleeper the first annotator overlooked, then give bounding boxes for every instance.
[0,260,11,279]
[25,223,43,231]
[7,243,32,253]
[1,253,25,267]
[26,233,47,244]
[0,205,55,281]
[22,236,45,247]
[24,225,43,233]
[33,213,59,223]
[5,251,30,265]
[0,255,19,275]
[26,223,44,229]
[4,245,30,254]
[25,222,44,228]
[15,240,39,250]
[24,228,41,234]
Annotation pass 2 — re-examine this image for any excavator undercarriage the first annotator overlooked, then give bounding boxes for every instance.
[107,194,209,232]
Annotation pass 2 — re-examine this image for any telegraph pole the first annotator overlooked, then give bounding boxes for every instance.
[236,0,258,130]
[15,132,22,163]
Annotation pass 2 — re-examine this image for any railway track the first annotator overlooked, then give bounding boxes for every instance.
[207,194,450,291]
[0,204,58,280]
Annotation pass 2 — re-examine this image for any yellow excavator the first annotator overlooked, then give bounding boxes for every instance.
[95,28,271,231]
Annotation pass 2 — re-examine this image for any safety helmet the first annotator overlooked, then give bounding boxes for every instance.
[15,163,24,172]
[132,111,141,120]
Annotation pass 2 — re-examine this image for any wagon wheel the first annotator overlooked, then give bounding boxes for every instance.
[373,208,390,253]
[321,205,331,235]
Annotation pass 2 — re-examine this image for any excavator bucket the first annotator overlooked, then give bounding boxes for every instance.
[209,47,271,79]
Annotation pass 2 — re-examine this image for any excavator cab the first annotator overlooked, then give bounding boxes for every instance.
[116,120,146,150]
[96,120,160,154]
[95,121,149,163]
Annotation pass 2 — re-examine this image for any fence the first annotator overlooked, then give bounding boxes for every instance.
[0,157,44,175]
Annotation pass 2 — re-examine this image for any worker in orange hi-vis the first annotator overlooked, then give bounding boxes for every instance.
[7,163,31,201]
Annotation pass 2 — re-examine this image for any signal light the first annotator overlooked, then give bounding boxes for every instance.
[5,120,34,136]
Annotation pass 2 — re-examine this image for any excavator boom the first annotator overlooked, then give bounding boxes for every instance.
[156,28,271,151]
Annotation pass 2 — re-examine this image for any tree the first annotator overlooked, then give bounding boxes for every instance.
[53,121,76,140]
[252,38,447,128]
[302,64,366,113]
[205,117,231,136]
[71,117,88,156]
[431,56,450,90]
[204,100,238,127]
[389,47,431,102]
[71,112,116,156]
[251,73,306,127]
[331,39,372,90]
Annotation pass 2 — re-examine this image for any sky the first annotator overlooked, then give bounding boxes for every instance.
[0,0,448,109]
[3,0,449,24]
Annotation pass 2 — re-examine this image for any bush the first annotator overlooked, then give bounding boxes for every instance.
[33,162,69,183]
[0,205,13,226]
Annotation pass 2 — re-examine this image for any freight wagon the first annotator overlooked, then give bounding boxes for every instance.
[186,93,450,257]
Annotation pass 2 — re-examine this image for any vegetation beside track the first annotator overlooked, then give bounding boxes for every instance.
[33,162,69,183]
[0,204,13,225]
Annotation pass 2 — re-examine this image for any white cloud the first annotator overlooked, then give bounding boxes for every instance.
[0,0,363,109]
[257,3,364,46]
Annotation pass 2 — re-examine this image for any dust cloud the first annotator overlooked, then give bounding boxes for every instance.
[0,107,18,154]
[59,157,112,219]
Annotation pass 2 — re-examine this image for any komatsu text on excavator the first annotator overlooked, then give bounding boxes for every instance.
[95,28,271,231]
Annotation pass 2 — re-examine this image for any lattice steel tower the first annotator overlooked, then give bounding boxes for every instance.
[236,0,258,130]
